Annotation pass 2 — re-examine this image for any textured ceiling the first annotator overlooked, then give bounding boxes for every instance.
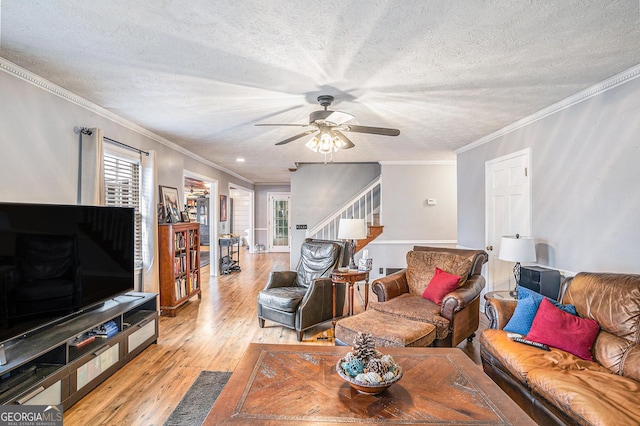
[2,1,639,184]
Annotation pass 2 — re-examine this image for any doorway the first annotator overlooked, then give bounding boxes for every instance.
[229,185,254,253]
[183,171,219,276]
[268,192,290,252]
[484,149,532,301]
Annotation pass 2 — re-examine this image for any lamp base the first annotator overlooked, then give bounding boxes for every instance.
[510,262,521,298]
[347,240,356,269]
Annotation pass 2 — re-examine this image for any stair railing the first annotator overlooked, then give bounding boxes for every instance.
[306,176,381,241]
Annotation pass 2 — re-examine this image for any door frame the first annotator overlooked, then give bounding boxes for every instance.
[484,148,532,298]
[267,192,291,253]
[228,183,255,253]
[183,169,219,276]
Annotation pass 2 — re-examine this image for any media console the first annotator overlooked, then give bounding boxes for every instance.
[0,292,158,409]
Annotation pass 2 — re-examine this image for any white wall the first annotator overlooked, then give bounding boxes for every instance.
[230,187,251,245]
[457,71,640,274]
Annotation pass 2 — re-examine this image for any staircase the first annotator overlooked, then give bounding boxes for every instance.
[306,177,383,253]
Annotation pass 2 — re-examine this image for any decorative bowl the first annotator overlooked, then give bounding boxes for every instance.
[336,358,403,395]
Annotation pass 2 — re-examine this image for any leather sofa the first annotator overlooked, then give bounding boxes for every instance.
[481,272,640,425]
[371,246,487,347]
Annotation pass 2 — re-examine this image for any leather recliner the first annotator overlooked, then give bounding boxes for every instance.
[257,240,345,341]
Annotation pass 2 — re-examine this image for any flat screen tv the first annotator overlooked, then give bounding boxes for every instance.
[0,202,135,343]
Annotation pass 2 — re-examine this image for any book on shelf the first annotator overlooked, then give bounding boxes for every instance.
[190,250,198,269]
[174,232,186,251]
[191,272,199,290]
[174,254,187,275]
[174,278,186,300]
[189,230,198,246]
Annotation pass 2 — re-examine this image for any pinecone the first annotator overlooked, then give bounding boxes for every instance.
[352,332,376,363]
[366,357,389,377]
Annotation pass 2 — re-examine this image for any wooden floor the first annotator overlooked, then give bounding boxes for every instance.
[63,249,488,425]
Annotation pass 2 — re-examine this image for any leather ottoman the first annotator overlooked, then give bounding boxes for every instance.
[335,309,436,347]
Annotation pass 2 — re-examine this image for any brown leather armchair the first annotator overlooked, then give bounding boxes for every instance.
[257,240,346,341]
[371,246,487,347]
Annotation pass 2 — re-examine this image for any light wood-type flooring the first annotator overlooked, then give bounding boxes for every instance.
[63,248,488,425]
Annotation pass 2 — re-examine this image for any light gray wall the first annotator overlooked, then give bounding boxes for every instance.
[289,162,458,278]
[378,164,457,241]
[290,163,381,267]
[458,74,640,274]
[0,69,252,206]
[0,66,254,285]
[364,163,458,280]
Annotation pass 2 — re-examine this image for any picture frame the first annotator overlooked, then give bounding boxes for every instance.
[159,185,181,224]
[219,194,228,222]
[157,203,167,224]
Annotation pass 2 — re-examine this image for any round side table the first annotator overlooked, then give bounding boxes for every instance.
[484,290,518,329]
[331,269,369,327]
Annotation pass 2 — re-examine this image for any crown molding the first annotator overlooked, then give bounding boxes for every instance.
[369,239,457,245]
[378,160,456,166]
[0,57,254,185]
[455,63,640,154]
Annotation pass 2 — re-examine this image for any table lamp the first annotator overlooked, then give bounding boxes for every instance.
[338,218,367,269]
[499,234,536,297]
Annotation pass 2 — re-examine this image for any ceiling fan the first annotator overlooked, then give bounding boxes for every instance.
[255,95,400,155]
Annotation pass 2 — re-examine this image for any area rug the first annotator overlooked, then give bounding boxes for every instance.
[200,251,210,267]
[164,370,231,426]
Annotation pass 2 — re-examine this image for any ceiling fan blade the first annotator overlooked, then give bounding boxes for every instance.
[275,130,317,145]
[310,110,354,125]
[255,123,309,127]
[332,130,355,149]
[343,125,400,136]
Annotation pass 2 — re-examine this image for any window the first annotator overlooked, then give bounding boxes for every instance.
[104,150,142,268]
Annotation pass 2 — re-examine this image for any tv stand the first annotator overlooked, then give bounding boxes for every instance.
[0,292,158,409]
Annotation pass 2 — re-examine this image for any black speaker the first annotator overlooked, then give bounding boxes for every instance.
[520,266,561,300]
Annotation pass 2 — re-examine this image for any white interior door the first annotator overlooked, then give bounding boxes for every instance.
[268,193,290,252]
[485,149,532,300]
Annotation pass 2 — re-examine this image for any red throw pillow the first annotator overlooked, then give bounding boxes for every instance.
[422,267,461,304]
[526,298,600,361]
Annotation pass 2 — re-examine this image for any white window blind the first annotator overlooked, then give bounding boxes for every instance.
[104,151,142,268]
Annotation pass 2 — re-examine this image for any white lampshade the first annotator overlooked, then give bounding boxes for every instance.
[499,235,536,262]
[338,218,367,240]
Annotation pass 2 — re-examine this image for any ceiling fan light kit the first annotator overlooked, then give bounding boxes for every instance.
[256,95,400,162]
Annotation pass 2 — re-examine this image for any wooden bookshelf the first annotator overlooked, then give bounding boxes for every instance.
[158,222,201,316]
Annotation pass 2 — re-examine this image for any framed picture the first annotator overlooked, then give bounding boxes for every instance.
[220,194,228,222]
[160,185,181,223]
[157,203,167,224]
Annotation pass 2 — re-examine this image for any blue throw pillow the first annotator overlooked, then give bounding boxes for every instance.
[503,286,576,335]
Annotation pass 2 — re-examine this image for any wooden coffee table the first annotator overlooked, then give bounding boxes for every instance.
[203,344,534,425]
